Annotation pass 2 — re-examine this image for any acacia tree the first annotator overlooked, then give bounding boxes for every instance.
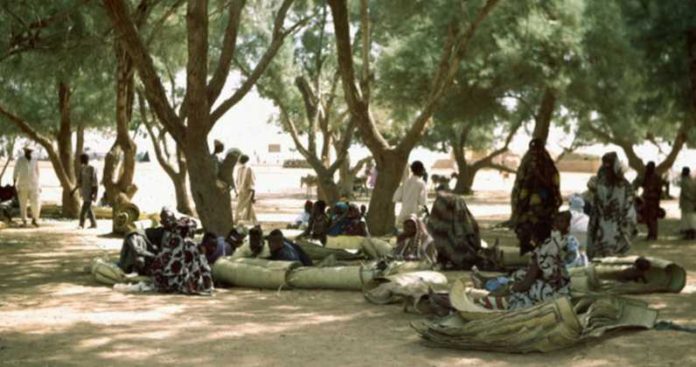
[252,2,372,204]
[0,1,114,217]
[328,0,501,235]
[103,0,310,233]
[569,0,696,176]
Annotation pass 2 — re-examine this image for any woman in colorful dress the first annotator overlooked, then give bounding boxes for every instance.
[510,139,562,255]
[150,215,214,296]
[587,152,636,259]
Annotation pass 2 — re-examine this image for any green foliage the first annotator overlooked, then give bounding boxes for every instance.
[0,1,115,134]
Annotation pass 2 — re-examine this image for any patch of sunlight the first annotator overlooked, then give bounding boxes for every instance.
[211,313,357,339]
[681,284,696,294]
[0,305,184,330]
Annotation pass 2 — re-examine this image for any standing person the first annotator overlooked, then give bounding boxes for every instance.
[393,160,428,226]
[510,138,562,255]
[636,161,662,240]
[13,145,41,227]
[678,167,696,239]
[235,154,257,224]
[211,140,225,176]
[74,153,98,229]
[587,152,636,259]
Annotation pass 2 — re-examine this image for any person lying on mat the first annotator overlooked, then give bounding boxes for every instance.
[393,214,437,263]
[603,257,652,283]
[267,229,313,266]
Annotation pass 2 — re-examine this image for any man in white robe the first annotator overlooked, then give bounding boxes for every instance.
[13,146,41,227]
[235,154,257,224]
[393,161,427,226]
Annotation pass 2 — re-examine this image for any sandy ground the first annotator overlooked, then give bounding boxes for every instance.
[1,165,695,366]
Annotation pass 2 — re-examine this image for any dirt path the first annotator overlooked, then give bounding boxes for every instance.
[1,217,695,367]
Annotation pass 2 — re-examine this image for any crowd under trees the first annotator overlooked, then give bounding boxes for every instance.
[1,0,695,236]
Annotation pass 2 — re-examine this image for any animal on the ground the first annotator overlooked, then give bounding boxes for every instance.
[300,174,318,198]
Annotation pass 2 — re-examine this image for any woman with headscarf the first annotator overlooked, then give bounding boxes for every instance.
[393,214,437,264]
[471,223,570,311]
[587,152,636,259]
[636,161,663,240]
[510,139,562,255]
[149,211,214,295]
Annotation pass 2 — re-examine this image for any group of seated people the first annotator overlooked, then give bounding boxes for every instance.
[293,199,368,245]
[117,207,320,295]
[116,189,653,304]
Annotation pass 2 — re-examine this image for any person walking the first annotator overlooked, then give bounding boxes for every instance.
[74,153,98,229]
[235,154,257,224]
[393,161,428,226]
[13,145,41,227]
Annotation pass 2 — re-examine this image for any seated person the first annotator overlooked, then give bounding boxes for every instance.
[267,229,313,266]
[393,214,437,263]
[553,211,588,268]
[300,200,330,245]
[327,202,367,237]
[200,231,235,265]
[474,223,571,310]
[117,208,175,275]
[230,225,270,259]
[287,200,313,230]
[569,194,589,248]
[150,214,213,295]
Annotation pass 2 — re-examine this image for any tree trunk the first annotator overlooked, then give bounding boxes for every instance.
[184,140,233,235]
[532,88,556,143]
[367,150,406,236]
[453,166,477,195]
[74,123,84,170]
[316,173,341,204]
[451,132,470,195]
[337,154,354,198]
[0,137,16,182]
[57,82,79,218]
[171,171,195,216]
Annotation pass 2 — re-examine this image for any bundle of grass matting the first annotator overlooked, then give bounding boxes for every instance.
[90,257,149,285]
[212,257,301,289]
[412,293,658,353]
[570,256,686,294]
[363,270,449,305]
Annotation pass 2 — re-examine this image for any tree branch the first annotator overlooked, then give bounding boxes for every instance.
[138,90,177,177]
[209,0,309,125]
[207,0,246,105]
[103,0,184,143]
[328,0,389,153]
[397,0,501,153]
